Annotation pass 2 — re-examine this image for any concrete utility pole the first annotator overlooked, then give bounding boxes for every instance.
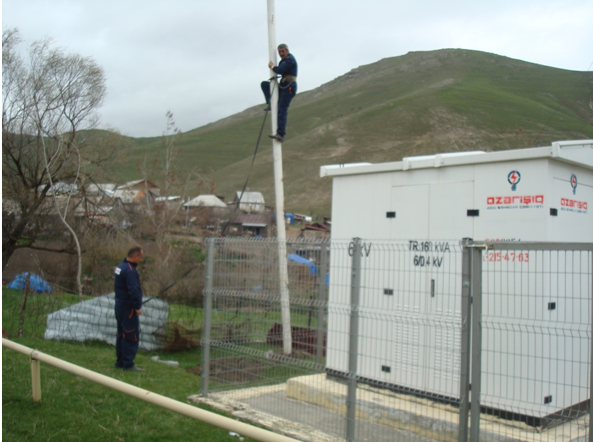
[267,0,292,355]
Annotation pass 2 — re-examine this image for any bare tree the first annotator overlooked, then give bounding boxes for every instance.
[137,112,186,267]
[162,110,182,196]
[135,112,214,297]
[2,28,113,273]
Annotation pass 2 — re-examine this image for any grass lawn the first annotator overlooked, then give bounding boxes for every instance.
[2,288,261,442]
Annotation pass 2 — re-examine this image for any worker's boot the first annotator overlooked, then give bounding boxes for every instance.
[123,365,145,372]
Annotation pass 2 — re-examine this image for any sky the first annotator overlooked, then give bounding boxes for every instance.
[3,0,592,137]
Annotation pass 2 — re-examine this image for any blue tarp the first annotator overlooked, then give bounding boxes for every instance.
[8,273,53,294]
[287,253,318,275]
[286,254,330,285]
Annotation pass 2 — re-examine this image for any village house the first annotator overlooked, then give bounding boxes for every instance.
[299,222,331,239]
[226,212,274,237]
[84,183,116,197]
[183,194,230,231]
[75,180,161,227]
[112,179,160,216]
[116,179,160,195]
[233,191,266,213]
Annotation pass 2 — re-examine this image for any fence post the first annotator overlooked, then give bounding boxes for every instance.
[201,237,216,398]
[316,241,328,368]
[458,239,473,442]
[589,251,593,442]
[469,243,484,442]
[31,357,41,402]
[346,237,362,442]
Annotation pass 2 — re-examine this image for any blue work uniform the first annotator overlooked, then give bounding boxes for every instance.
[114,259,143,369]
[261,53,298,138]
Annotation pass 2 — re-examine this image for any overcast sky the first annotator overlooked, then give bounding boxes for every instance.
[3,0,592,137]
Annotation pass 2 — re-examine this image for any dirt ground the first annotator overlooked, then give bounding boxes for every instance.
[3,242,77,289]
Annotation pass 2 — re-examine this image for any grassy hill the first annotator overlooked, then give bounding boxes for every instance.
[111,49,593,217]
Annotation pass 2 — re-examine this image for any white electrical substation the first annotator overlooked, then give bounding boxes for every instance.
[321,140,593,422]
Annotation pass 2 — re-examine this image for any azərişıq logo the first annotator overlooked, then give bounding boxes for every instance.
[508,170,521,191]
[487,195,544,206]
[486,171,543,210]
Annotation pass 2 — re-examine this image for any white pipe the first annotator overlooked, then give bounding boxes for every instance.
[266,0,292,355]
[2,339,300,442]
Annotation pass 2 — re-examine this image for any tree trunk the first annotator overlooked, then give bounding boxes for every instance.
[2,200,45,270]
[2,217,29,270]
[17,275,31,337]
[2,238,17,270]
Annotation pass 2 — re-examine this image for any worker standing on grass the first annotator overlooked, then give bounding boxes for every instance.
[261,43,298,142]
[114,247,145,372]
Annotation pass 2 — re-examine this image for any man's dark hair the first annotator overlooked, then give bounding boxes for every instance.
[127,246,143,258]
[278,43,289,51]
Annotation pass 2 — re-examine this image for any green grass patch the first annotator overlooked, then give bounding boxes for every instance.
[3,337,257,441]
[3,287,324,440]
[3,289,90,339]
[1,286,261,441]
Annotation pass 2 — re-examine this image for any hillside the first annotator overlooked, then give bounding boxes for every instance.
[112,49,593,216]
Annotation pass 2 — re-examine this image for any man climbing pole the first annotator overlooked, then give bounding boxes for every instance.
[261,43,298,143]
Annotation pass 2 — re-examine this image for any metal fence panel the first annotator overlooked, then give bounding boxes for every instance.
[476,242,592,442]
[199,238,592,442]
[201,237,347,440]
[201,238,468,442]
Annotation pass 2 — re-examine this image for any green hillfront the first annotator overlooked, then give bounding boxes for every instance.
[108,49,593,217]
